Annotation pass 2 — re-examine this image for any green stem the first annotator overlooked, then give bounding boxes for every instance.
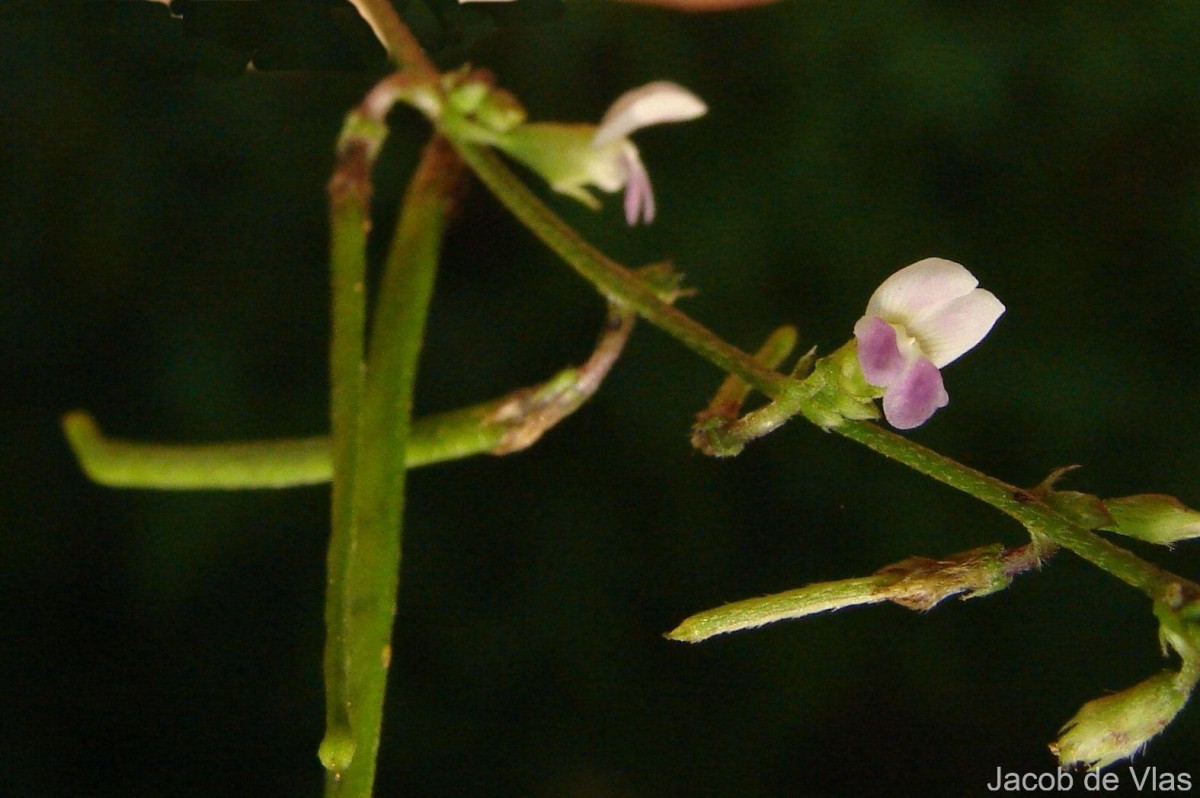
[448,129,1200,615]
[669,541,1050,643]
[58,406,496,490]
[324,136,459,797]
[345,0,438,80]
[322,91,374,777]
[691,326,803,456]
[702,325,798,419]
[670,575,891,642]
[448,141,787,398]
[60,301,635,490]
[835,421,1199,605]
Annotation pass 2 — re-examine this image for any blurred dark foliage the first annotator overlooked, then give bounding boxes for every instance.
[4,1,1200,795]
[71,0,564,74]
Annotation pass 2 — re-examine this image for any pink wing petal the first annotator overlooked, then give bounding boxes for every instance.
[854,315,906,386]
[882,357,949,430]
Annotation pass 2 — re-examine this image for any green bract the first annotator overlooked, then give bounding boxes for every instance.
[1052,671,1191,770]
[1104,494,1200,545]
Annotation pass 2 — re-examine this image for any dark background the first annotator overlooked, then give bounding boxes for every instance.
[5,1,1200,795]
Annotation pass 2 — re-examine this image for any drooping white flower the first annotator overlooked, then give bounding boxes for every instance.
[853,258,1004,429]
[494,81,707,224]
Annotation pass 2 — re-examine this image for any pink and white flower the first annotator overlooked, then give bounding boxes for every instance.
[853,258,1004,429]
[495,81,707,224]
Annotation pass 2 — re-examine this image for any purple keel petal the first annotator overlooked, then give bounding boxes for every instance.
[882,357,949,429]
[621,148,655,224]
[854,315,906,386]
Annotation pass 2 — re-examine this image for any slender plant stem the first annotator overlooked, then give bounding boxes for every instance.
[835,421,1200,606]
[322,103,373,775]
[63,413,335,488]
[447,128,1200,616]
[346,0,438,81]
[449,141,788,398]
[60,301,637,490]
[57,403,524,490]
[321,136,462,796]
[701,325,798,418]
[668,540,1054,643]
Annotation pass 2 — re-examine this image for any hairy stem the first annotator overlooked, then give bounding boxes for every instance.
[701,325,798,419]
[322,137,462,796]
[449,141,787,398]
[835,421,1200,607]
[449,129,1200,617]
[322,86,374,777]
[670,541,1054,643]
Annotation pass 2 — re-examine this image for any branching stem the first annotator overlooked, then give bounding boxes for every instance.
[449,141,788,398]
[448,125,1200,621]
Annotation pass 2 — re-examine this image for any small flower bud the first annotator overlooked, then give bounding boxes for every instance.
[1103,494,1200,545]
[474,88,527,133]
[1045,490,1114,530]
[1051,671,1191,770]
[446,78,490,116]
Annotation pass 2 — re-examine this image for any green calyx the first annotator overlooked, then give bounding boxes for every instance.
[438,68,529,146]
[488,123,625,211]
[803,341,882,428]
